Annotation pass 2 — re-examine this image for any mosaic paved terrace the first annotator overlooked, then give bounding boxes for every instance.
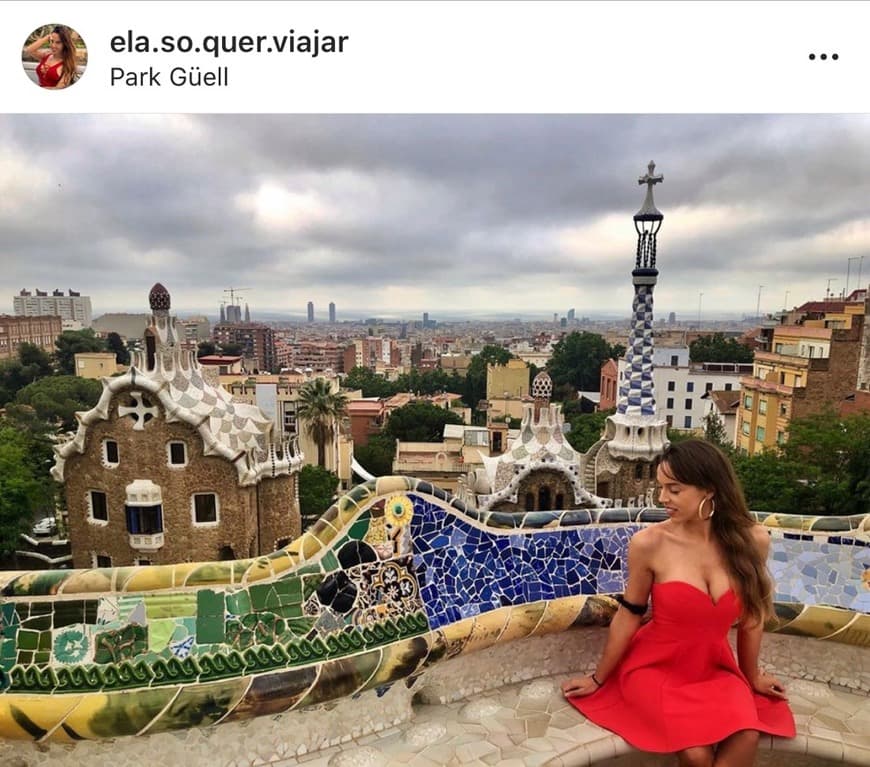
[0,476,867,763]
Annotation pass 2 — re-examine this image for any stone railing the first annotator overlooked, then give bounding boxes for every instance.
[0,477,866,764]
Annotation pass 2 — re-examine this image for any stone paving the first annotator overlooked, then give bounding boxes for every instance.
[262,673,870,767]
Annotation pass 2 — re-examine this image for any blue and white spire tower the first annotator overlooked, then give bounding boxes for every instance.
[605,161,669,460]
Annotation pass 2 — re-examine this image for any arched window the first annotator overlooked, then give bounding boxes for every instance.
[524,492,535,511]
[538,486,551,511]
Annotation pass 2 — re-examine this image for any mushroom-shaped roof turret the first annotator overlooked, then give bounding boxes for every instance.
[531,370,553,400]
[149,283,171,311]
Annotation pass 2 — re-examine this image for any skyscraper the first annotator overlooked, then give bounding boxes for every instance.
[307,301,315,323]
[329,302,336,323]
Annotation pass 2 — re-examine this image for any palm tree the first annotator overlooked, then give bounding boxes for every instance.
[296,378,348,468]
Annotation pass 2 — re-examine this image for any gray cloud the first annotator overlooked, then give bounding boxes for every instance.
[2,114,869,320]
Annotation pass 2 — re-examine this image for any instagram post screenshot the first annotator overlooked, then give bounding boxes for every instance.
[0,2,868,766]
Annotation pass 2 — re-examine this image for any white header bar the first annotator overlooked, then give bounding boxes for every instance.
[3,1,867,113]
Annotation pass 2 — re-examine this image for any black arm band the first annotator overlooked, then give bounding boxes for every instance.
[616,595,647,616]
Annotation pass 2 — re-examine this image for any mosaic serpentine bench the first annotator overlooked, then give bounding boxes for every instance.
[0,476,867,765]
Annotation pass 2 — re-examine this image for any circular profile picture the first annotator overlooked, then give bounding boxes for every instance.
[22,24,87,90]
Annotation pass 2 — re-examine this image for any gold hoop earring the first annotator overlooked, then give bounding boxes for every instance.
[698,497,715,520]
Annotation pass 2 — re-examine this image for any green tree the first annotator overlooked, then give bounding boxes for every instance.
[298,464,339,529]
[547,332,621,394]
[565,409,613,452]
[384,400,463,442]
[781,411,870,515]
[343,366,399,398]
[689,333,754,364]
[354,433,396,478]
[703,411,731,451]
[0,422,55,554]
[54,329,106,375]
[219,342,244,357]
[0,343,55,406]
[297,378,349,467]
[14,376,102,431]
[106,332,131,365]
[197,341,217,357]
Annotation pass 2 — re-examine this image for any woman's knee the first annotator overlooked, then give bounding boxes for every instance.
[677,746,714,767]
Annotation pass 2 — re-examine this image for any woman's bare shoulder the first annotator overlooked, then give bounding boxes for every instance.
[629,524,665,555]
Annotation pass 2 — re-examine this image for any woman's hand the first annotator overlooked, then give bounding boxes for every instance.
[750,669,788,700]
[561,675,601,699]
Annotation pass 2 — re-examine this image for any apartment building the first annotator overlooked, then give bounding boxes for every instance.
[0,314,62,360]
[614,346,749,431]
[737,300,868,454]
[14,289,92,328]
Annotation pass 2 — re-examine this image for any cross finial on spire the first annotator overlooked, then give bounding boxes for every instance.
[638,160,663,191]
[634,160,664,222]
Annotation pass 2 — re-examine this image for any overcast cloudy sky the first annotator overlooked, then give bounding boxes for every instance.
[2,114,869,322]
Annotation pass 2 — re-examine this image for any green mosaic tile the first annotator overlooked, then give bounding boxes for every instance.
[53,600,86,628]
[249,583,270,611]
[274,578,303,605]
[263,587,282,611]
[348,519,370,540]
[94,624,148,664]
[196,613,226,644]
[17,629,38,650]
[30,602,52,617]
[13,604,30,621]
[302,574,324,600]
[20,615,51,631]
[296,563,324,576]
[144,593,197,619]
[1,638,18,665]
[225,590,251,615]
[286,617,317,636]
[321,551,339,571]
[197,589,225,619]
[33,650,50,664]
[17,650,33,665]
[37,631,52,651]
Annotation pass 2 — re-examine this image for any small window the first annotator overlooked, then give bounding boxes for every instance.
[666,415,673,427]
[192,493,219,525]
[776,430,785,445]
[89,491,108,522]
[686,382,694,393]
[779,403,788,416]
[705,382,713,392]
[742,421,750,436]
[724,383,732,391]
[168,441,187,466]
[684,416,692,428]
[667,381,675,392]
[104,440,119,465]
[758,400,768,415]
[684,398,692,410]
[743,395,753,410]
[756,426,766,441]
[94,553,112,568]
[135,558,152,567]
[670,355,679,366]
[666,397,674,409]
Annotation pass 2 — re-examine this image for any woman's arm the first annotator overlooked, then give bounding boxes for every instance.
[24,34,50,59]
[562,530,655,697]
[737,526,788,700]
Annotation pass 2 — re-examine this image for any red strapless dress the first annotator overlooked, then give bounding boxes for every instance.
[568,581,796,752]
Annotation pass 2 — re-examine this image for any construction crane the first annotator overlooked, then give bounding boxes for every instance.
[223,287,251,305]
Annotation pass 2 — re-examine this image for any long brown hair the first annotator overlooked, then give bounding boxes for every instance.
[660,439,773,626]
[52,26,79,87]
